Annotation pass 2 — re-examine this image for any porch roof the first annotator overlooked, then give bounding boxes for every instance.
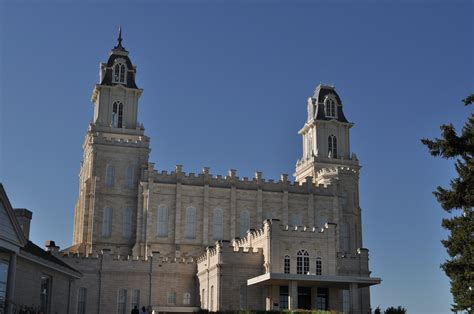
[247,272,381,288]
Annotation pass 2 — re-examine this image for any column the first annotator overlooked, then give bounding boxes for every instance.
[288,281,298,310]
[350,283,360,313]
[5,252,17,314]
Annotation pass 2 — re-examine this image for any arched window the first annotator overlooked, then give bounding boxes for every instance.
[102,207,113,238]
[325,98,336,118]
[112,101,124,128]
[125,165,134,189]
[105,164,115,187]
[157,205,169,237]
[122,208,133,239]
[341,222,350,252]
[291,213,302,226]
[113,63,126,84]
[183,292,191,305]
[240,210,250,237]
[284,255,290,274]
[213,208,223,240]
[316,257,322,275]
[185,207,196,239]
[297,250,309,274]
[328,135,337,158]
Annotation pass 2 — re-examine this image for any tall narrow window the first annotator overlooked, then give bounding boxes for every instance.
[167,291,176,305]
[77,287,87,314]
[240,210,250,237]
[157,205,169,237]
[183,292,191,305]
[297,250,309,274]
[328,135,337,158]
[342,289,350,313]
[40,275,51,314]
[210,286,214,311]
[325,99,336,118]
[117,289,127,314]
[341,222,350,252]
[131,289,140,310]
[185,207,196,239]
[239,284,247,309]
[125,165,134,189]
[112,101,123,128]
[291,213,302,226]
[122,208,133,239]
[284,255,290,274]
[316,258,322,275]
[213,208,223,240]
[201,289,205,308]
[102,207,113,238]
[113,63,126,84]
[106,164,115,187]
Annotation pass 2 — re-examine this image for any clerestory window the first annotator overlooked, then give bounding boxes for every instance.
[113,63,126,84]
[328,135,337,158]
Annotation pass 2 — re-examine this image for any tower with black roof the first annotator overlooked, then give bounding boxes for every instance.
[71,29,150,255]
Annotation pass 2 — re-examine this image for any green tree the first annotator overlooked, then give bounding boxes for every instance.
[421,94,474,312]
[384,306,407,314]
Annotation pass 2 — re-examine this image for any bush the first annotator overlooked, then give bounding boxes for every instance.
[384,306,407,314]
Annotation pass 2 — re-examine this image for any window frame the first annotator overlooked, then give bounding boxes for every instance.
[213,208,224,240]
[284,255,290,274]
[122,208,133,239]
[157,205,169,237]
[113,62,127,84]
[328,135,338,158]
[77,287,87,314]
[117,289,127,314]
[102,207,113,238]
[185,207,197,239]
[296,250,310,274]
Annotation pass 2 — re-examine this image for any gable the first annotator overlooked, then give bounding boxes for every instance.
[0,184,26,250]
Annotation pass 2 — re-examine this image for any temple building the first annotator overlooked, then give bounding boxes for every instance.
[2,30,381,314]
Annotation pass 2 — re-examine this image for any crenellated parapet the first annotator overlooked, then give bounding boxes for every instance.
[144,165,335,195]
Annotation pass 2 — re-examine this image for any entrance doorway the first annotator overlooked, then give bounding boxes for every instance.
[298,287,311,310]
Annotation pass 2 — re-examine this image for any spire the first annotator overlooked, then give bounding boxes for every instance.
[114,26,126,51]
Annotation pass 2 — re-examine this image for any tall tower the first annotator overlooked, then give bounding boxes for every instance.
[71,30,150,255]
[294,84,363,252]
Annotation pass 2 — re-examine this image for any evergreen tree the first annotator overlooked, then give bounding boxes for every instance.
[421,94,474,312]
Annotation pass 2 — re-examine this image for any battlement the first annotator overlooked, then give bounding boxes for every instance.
[61,251,195,264]
[143,164,334,195]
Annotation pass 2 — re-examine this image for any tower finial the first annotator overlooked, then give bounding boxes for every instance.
[114,26,125,50]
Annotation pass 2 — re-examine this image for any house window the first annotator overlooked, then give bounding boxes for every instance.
[40,275,52,314]
[213,208,223,240]
[342,289,350,313]
[102,207,113,238]
[117,289,127,314]
[325,98,336,118]
[185,207,196,239]
[112,101,124,128]
[183,292,191,305]
[240,210,250,237]
[77,287,87,314]
[106,164,115,187]
[284,255,290,274]
[167,291,176,305]
[0,261,8,313]
[328,135,337,158]
[132,289,140,309]
[157,205,169,237]
[122,208,133,239]
[316,258,322,275]
[113,63,126,84]
[125,166,134,189]
[297,250,309,274]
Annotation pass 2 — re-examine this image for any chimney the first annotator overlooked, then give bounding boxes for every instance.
[45,240,60,255]
[14,208,32,240]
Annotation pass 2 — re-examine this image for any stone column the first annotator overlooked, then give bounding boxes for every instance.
[289,281,298,310]
[350,283,360,313]
[5,252,16,314]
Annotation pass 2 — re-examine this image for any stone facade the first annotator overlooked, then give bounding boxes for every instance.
[61,33,381,314]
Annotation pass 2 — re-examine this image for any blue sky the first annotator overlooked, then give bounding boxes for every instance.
[0,1,472,312]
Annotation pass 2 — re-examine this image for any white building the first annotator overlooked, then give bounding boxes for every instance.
[60,32,381,313]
